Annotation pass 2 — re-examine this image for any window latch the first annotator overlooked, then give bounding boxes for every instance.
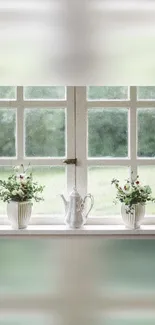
[63,158,77,165]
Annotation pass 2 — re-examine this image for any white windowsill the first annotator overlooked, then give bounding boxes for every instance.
[1,224,155,237]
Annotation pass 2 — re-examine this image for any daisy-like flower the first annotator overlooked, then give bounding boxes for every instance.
[17,189,24,197]
[14,166,20,172]
[124,183,130,191]
[12,190,18,196]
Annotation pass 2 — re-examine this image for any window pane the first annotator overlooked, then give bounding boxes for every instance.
[138,166,155,216]
[24,86,66,100]
[0,109,16,157]
[32,166,66,215]
[25,108,66,157]
[88,108,128,157]
[0,86,16,99]
[87,86,128,100]
[138,108,155,157]
[137,86,155,100]
[88,166,129,216]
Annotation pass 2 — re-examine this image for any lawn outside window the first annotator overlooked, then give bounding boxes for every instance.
[0,86,155,226]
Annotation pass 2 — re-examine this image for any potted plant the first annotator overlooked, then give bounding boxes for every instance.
[0,164,44,229]
[111,176,155,229]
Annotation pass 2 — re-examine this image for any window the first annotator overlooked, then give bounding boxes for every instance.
[0,86,155,224]
[76,86,155,223]
[0,87,75,219]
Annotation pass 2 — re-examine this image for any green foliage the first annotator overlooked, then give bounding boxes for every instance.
[24,86,65,99]
[88,108,127,157]
[0,110,15,156]
[25,109,65,157]
[88,86,128,100]
[138,108,155,157]
[0,164,44,203]
[0,86,16,99]
[0,86,155,158]
[111,176,155,213]
[137,86,155,100]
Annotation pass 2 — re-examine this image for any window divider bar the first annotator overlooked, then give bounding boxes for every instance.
[16,86,24,162]
[22,100,67,108]
[66,87,76,193]
[76,87,87,197]
[87,159,131,166]
[87,100,131,108]
[136,159,155,165]
[21,158,66,166]
[137,101,155,108]
[129,86,137,180]
[0,101,17,108]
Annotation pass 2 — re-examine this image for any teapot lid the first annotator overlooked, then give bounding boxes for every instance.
[70,187,81,197]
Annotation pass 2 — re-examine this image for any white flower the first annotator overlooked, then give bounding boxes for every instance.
[17,189,24,197]
[14,166,20,172]
[124,183,130,191]
[1,189,8,196]
[20,179,27,185]
[17,173,25,179]
[35,194,41,199]
[12,190,18,196]
[3,189,9,194]
[20,173,25,178]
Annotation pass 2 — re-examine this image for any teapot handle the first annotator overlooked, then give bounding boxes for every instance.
[82,194,94,219]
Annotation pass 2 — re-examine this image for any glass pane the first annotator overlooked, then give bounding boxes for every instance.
[88,108,128,157]
[25,108,66,157]
[32,166,66,215]
[0,86,16,99]
[138,166,155,216]
[88,166,129,216]
[24,86,66,100]
[138,108,155,157]
[137,86,155,100]
[0,109,16,157]
[87,86,128,100]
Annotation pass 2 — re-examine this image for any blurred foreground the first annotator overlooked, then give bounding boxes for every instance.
[0,237,155,324]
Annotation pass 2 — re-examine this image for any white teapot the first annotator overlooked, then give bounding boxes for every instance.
[60,187,94,228]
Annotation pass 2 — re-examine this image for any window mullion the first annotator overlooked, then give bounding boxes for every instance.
[66,86,76,193]
[75,86,87,197]
[129,86,137,181]
[16,86,24,164]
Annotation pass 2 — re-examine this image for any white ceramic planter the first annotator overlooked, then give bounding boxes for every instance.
[7,201,33,229]
[121,203,145,229]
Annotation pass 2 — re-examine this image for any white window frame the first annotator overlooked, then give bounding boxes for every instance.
[0,86,155,225]
[0,86,76,225]
[76,86,155,225]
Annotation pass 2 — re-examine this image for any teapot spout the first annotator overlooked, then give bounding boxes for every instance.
[60,194,68,208]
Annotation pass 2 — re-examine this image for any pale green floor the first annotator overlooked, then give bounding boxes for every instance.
[0,166,155,216]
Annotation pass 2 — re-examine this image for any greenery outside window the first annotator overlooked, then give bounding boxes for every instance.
[0,86,155,224]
